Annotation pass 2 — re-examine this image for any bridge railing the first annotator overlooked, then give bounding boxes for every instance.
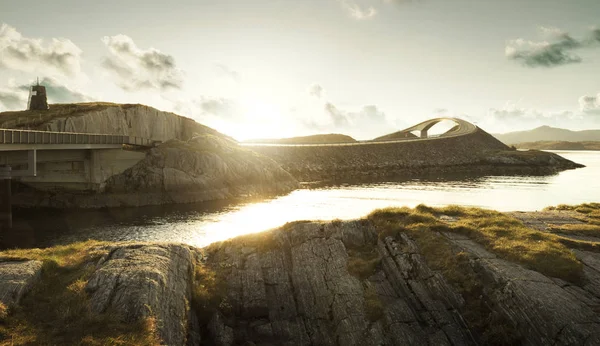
[0,128,155,147]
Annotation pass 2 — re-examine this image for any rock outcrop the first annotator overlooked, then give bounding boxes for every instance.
[3,103,299,208]
[0,260,42,308]
[0,103,224,143]
[247,128,583,182]
[200,219,600,345]
[96,134,299,207]
[85,243,197,346]
[1,208,599,345]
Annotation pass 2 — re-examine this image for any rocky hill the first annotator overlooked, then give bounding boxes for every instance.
[249,127,584,183]
[2,103,298,208]
[514,141,600,151]
[244,134,357,145]
[0,102,227,142]
[1,203,599,345]
[494,126,600,145]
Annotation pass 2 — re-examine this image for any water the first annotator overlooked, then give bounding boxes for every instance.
[8,151,600,249]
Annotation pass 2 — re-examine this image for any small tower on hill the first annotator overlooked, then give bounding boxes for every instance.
[27,78,49,111]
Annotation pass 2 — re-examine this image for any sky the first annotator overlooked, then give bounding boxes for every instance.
[1,0,600,140]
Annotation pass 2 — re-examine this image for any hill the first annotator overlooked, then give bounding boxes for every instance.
[514,141,600,151]
[494,126,600,144]
[244,133,356,144]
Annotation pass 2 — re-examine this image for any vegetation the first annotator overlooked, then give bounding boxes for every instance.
[368,205,584,284]
[191,261,232,325]
[0,103,131,130]
[367,205,525,344]
[362,286,384,322]
[545,203,600,227]
[0,241,161,345]
[346,245,381,280]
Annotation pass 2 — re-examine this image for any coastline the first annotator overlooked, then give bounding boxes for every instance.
[1,203,598,345]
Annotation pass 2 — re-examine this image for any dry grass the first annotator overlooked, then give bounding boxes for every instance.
[346,246,381,280]
[0,103,131,129]
[191,262,232,326]
[0,241,161,345]
[363,286,384,322]
[548,223,600,237]
[367,205,522,344]
[368,205,584,284]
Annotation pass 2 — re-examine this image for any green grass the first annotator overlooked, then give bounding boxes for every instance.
[0,241,161,345]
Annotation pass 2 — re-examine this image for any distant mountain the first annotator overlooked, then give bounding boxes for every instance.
[514,141,600,151]
[244,134,356,144]
[494,126,600,144]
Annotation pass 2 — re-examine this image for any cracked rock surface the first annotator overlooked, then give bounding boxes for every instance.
[85,243,196,346]
[0,260,43,309]
[202,221,600,346]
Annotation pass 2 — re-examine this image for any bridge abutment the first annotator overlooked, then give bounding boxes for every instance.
[0,166,12,230]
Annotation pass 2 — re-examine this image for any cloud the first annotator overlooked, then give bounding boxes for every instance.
[0,23,82,76]
[0,77,94,111]
[0,89,25,110]
[579,92,600,115]
[296,84,392,138]
[196,96,240,119]
[214,63,240,82]
[506,26,600,68]
[308,84,324,99]
[101,34,183,91]
[336,0,377,20]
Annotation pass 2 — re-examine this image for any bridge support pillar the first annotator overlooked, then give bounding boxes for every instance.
[421,129,428,138]
[0,166,11,230]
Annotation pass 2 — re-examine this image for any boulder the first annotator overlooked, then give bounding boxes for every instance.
[85,243,196,345]
[0,260,43,308]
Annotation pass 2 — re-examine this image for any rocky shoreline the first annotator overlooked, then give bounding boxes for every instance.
[1,204,599,345]
[1,103,586,209]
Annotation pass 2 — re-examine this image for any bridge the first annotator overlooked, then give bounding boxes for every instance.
[0,129,157,229]
[0,128,156,177]
[242,118,477,147]
[243,117,508,182]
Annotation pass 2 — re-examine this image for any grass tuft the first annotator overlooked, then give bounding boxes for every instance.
[346,245,381,280]
[0,241,161,345]
[368,206,584,284]
[363,286,384,322]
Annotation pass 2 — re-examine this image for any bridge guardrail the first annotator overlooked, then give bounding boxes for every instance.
[0,128,155,147]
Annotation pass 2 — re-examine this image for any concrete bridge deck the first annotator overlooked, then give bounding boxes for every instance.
[242,117,477,147]
[0,128,156,151]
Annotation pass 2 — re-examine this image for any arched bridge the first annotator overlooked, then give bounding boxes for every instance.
[243,117,478,147]
[395,118,477,139]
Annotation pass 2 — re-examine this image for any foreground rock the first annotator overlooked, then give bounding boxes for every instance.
[0,260,42,308]
[85,243,196,346]
[202,221,600,345]
[1,206,599,345]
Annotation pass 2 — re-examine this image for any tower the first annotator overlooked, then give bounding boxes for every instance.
[27,78,49,111]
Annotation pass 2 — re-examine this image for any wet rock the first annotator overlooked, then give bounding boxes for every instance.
[0,260,42,308]
[85,243,195,346]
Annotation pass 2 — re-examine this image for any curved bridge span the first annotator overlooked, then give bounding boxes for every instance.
[244,118,508,182]
[243,118,478,148]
